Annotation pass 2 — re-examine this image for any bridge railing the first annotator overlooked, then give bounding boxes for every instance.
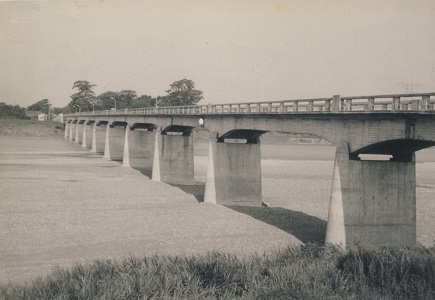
[65,93,435,117]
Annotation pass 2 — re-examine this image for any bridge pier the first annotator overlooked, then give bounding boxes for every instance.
[64,122,69,139]
[151,130,195,184]
[69,122,76,142]
[75,122,84,144]
[103,125,125,161]
[122,128,155,173]
[326,141,416,247]
[91,123,106,154]
[81,122,93,148]
[204,139,262,206]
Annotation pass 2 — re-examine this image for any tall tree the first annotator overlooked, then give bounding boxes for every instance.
[68,80,96,112]
[28,99,51,114]
[162,79,203,106]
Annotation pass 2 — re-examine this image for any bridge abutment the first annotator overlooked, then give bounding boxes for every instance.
[204,140,262,206]
[103,125,125,161]
[326,141,416,247]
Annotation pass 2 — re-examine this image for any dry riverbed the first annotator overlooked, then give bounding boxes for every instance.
[0,137,300,284]
[1,135,434,285]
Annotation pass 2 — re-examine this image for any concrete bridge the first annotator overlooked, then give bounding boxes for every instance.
[64,93,435,248]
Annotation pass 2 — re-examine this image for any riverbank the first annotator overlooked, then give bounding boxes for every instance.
[0,119,64,137]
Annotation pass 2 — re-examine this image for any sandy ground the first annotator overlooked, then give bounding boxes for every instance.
[0,137,301,284]
[1,136,434,284]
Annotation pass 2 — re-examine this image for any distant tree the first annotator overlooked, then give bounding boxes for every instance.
[28,99,51,114]
[95,91,119,111]
[94,90,139,110]
[162,79,203,106]
[0,102,28,119]
[117,90,137,109]
[52,107,64,114]
[68,80,96,112]
[131,94,155,108]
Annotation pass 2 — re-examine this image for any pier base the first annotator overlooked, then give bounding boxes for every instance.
[122,129,155,173]
[152,132,195,185]
[103,125,125,161]
[204,140,262,206]
[325,141,416,247]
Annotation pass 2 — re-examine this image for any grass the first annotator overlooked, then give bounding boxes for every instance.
[0,119,64,137]
[1,244,433,299]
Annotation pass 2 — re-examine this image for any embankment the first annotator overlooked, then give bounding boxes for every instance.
[0,119,64,137]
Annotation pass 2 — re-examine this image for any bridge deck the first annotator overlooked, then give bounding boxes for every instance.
[65,93,435,117]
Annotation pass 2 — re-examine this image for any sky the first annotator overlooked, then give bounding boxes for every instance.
[1,0,435,108]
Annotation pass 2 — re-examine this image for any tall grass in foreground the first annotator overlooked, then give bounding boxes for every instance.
[1,244,433,299]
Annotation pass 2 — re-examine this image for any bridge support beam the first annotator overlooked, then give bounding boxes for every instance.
[204,140,262,206]
[103,125,125,161]
[326,141,416,247]
[122,129,155,173]
[152,131,195,184]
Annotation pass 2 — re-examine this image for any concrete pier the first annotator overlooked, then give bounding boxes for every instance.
[69,122,76,142]
[103,125,126,161]
[154,133,195,184]
[122,129,155,172]
[81,122,93,148]
[75,122,85,145]
[325,141,416,247]
[204,140,262,206]
[91,123,106,154]
[64,122,69,139]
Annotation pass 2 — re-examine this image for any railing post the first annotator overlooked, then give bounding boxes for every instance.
[344,99,352,111]
[392,97,400,110]
[421,96,429,111]
[307,100,313,112]
[325,100,331,112]
[293,101,298,112]
[367,98,374,111]
[332,95,341,111]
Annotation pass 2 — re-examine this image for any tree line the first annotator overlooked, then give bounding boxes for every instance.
[66,78,203,113]
[1,78,203,119]
[0,102,28,119]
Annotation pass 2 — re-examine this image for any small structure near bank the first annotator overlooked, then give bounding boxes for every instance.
[38,113,47,121]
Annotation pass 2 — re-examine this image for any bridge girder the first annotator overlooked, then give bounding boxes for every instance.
[67,113,435,154]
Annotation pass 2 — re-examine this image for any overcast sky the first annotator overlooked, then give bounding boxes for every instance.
[1,0,434,108]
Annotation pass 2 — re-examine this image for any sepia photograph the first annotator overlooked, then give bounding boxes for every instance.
[1,0,434,298]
